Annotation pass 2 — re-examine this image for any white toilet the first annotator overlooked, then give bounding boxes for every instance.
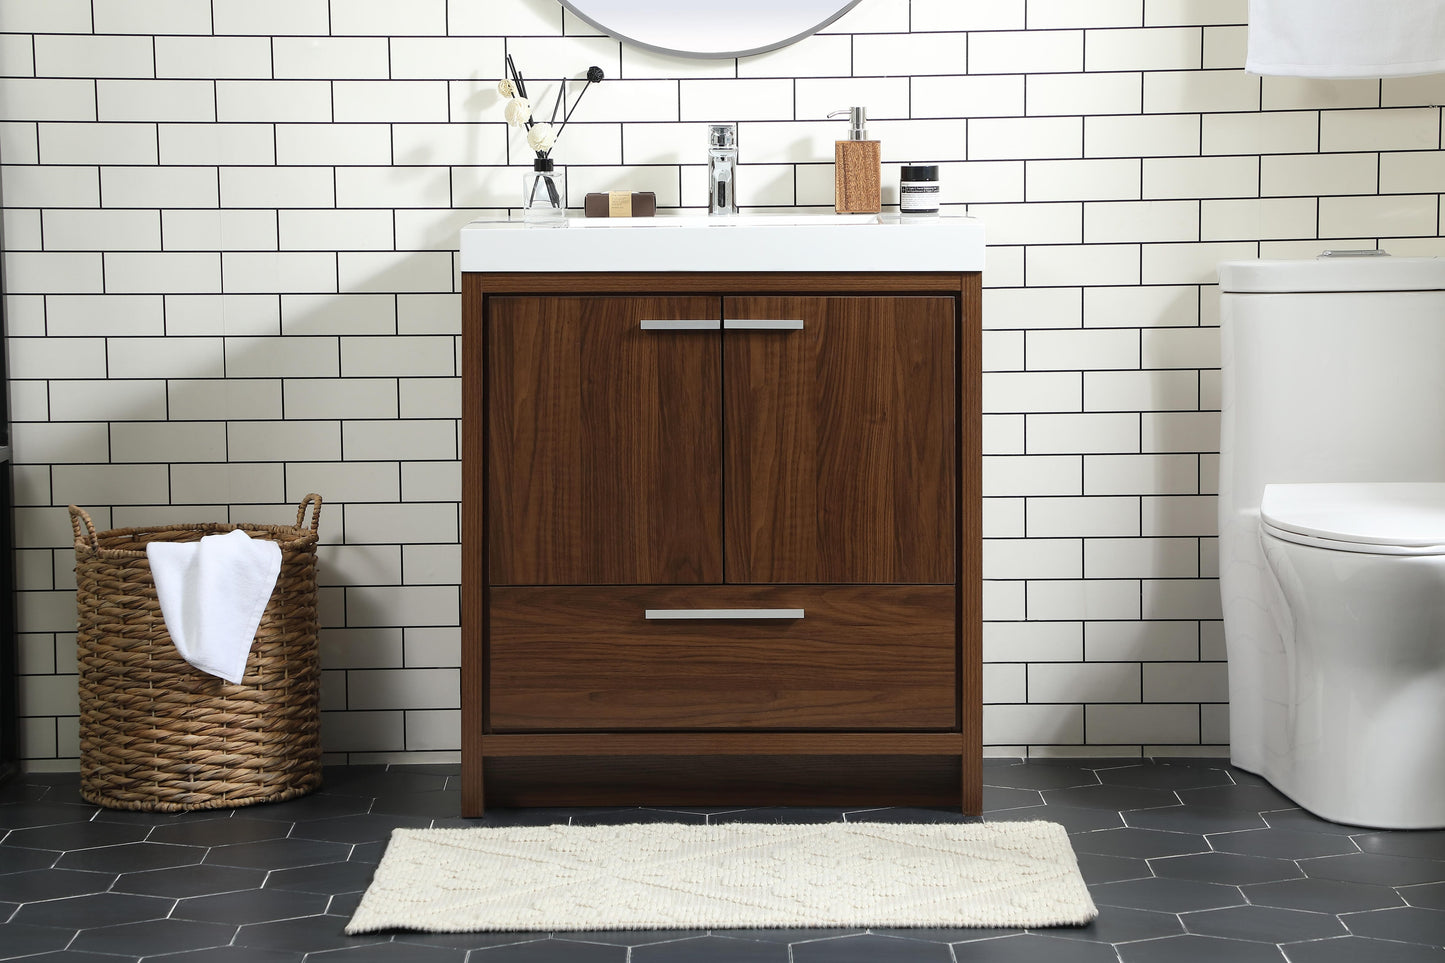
[1219,255,1445,829]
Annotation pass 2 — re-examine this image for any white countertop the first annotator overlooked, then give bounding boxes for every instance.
[460,212,985,273]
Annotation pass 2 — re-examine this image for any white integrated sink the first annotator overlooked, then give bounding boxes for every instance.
[460,212,985,273]
[567,212,884,228]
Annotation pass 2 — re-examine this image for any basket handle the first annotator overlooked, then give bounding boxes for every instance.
[296,493,323,533]
[69,505,100,552]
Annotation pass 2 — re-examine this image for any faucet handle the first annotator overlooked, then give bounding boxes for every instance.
[709,123,736,149]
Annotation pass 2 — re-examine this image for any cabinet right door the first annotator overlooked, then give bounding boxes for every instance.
[723,295,956,584]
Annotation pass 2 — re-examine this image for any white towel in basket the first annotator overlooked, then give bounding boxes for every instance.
[147,529,283,685]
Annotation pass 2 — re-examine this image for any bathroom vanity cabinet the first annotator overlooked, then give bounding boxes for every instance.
[459,217,983,816]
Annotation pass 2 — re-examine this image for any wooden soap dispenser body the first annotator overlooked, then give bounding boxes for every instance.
[830,106,881,214]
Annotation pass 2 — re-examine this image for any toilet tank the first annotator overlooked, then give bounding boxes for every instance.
[1219,256,1445,522]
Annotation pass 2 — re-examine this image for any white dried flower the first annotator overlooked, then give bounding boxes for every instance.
[497,78,517,98]
[503,97,532,128]
[525,122,556,153]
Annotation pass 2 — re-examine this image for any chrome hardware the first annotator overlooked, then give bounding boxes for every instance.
[723,319,804,331]
[639,319,719,331]
[1320,249,1390,257]
[645,608,805,620]
[708,123,738,216]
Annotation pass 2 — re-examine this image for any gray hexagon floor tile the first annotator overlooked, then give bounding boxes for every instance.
[113,863,266,898]
[0,921,77,958]
[144,948,305,962]
[1340,906,1445,946]
[468,939,627,961]
[938,933,1119,961]
[203,837,351,871]
[1282,935,1445,962]
[1301,853,1445,887]
[1126,805,1270,834]
[1208,828,1360,859]
[1073,851,1152,884]
[1043,784,1180,812]
[302,942,467,961]
[1401,882,1445,910]
[981,786,1046,812]
[1263,809,1366,837]
[0,802,97,830]
[1095,765,1235,791]
[58,841,205,874]
[631,935,791,962]
[1150,851,1304,885]
[12,892,173,930]
[1243,876,1405,913]
[5,820,149,851]
[1044,906,1183,944]
[6,760,1445,962]
[982,765,1101,792]
[1117,934,1289,963]
[288,813,435,844]
[1090,876,1247,913]
[174,888,329,924]
[1353,831,1445,861]
[793,933,976,962]
[1180,904,1346,942]
[146,817,292,847]
[0,868,114,903]
[1176,784,1296,811]
[1069,827,1210,859]
[68,917,236,956]
[984,805,1125,834]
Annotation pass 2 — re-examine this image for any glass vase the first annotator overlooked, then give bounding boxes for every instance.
[522,164,565,227]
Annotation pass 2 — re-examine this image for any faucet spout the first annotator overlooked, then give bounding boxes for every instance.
[708,123,738,216]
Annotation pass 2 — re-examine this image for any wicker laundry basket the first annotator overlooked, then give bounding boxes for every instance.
[71,495,324,812]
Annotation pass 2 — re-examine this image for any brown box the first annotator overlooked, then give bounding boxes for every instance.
[584,191,658,217]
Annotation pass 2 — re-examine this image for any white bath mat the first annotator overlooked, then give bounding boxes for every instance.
[346,820,1097,933]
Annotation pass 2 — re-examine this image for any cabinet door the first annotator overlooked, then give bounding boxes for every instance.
[724,296,955,583]
[487,295,722,585]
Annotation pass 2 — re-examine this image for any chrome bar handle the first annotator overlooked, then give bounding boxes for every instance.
[640,320,719,331]
[645,608,805,620]
[722,319,804,331]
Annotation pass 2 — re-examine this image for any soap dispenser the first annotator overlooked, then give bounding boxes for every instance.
[828,107,881,214]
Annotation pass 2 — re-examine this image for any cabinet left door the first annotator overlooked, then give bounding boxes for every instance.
[486,295,724,585]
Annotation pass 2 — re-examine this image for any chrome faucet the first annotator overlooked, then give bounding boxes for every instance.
[708,123,737,216]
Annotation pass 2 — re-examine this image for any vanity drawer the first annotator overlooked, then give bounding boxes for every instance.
[488,585,956,731]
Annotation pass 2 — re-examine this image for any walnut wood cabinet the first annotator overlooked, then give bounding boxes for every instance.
[462,271,981,815]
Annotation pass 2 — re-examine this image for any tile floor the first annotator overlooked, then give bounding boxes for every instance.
[2,759,1444,961]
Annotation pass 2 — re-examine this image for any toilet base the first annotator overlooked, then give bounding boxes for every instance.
[1258,532,1445,830]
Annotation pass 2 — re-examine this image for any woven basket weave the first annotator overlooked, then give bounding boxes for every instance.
[71,495,324,812]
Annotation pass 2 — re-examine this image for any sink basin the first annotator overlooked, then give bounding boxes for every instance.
[568,212,883,228]
[460,212,984,273]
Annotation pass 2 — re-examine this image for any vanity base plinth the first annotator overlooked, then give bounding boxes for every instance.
[475,752,966,812]
[465,733,974,814]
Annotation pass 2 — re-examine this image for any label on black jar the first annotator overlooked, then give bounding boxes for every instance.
[900,182,939,213]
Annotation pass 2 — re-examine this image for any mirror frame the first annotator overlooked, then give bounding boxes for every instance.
[558,0,866,59]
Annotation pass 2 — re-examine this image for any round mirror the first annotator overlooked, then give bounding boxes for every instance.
[560,0,865,59]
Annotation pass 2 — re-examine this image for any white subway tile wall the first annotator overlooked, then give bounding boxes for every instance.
[4,0,1437,767]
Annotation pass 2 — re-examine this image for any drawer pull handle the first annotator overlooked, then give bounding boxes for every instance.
[639,319,719,331]
[723,319,804,331]
[645,608,805,620]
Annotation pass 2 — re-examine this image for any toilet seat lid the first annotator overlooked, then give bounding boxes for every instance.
[1261,482,1445,552]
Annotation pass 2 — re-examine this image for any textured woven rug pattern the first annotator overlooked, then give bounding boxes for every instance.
[346,820,1098,933]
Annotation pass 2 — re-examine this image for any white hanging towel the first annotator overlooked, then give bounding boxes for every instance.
[1247,0,1445,77]
[147,529,283,685]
